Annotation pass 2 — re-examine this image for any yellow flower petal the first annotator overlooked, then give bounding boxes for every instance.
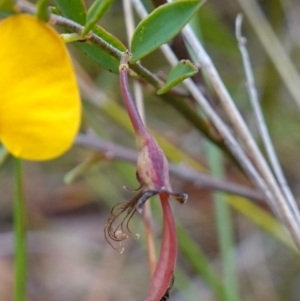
[0,14,81,160]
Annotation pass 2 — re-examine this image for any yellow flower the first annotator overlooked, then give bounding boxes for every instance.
[0,14,81,160]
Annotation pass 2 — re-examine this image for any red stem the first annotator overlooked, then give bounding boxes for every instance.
[145,192,177,301]
[119,62,148,138]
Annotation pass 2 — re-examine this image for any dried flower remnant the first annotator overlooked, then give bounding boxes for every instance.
[104,51,187,301]
[104,190,145,252]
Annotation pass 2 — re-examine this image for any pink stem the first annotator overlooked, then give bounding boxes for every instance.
[145,192,177,301]
[119,60,148,138]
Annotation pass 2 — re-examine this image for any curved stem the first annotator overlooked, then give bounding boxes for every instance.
[119,58,148,138]
[145,192,177,301]
[122,0,157,274]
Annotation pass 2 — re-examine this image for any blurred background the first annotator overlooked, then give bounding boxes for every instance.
[1,0,300,300]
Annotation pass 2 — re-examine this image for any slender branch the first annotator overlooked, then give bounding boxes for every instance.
[123,0,157,275]
[235,14,300,228]
[75,134,264,202]
[119,54,148,138]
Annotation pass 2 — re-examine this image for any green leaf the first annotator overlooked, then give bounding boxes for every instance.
[74,42,119,73]
[82,0,116,36]
[75,25,126,73]
[53,0,125,73]
[157,59,198,95]
[130,0,204,63]
[54,0,87,25]
[0,0,15,12]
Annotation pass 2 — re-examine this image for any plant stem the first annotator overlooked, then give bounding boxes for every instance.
[13,158,27,301]
[60,33,86,43]
[119,53,148,138]
[122,0,157,274]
